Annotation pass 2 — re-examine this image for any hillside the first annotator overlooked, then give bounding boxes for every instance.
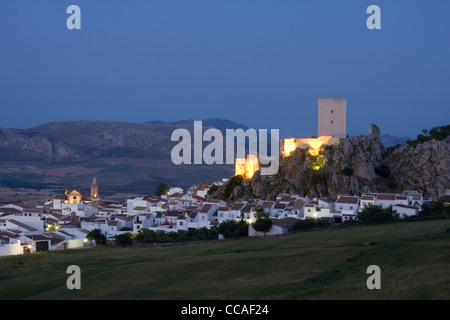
[212,126,450,200]
[0,219,449,300]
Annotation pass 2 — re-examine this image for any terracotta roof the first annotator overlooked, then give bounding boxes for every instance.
[199,204,213,213]
[57,230,75,237]
[191,195,204,201]
[165,210,181,217]
[230,203,245,211]
[25,234,49,241]
[361,195,375,201]
[411,193,422,200]
[279,195,294,203]
[67,190,82,196]
[242,203,256,213]
[336,196,359,204]
[261,201,274,209]
[293,199,306,210]
[107,221,118,226]
[376,194,397,201]
[188,211,198,219]
[207,199,223,203]
[0,208,22,214]
[274,203,287,209]
[8,219,36,232]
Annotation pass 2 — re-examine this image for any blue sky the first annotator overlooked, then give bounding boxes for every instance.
[0,0,449,138]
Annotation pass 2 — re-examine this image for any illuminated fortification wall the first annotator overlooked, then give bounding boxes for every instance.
[281,136,341,157]
[235,155,260,179]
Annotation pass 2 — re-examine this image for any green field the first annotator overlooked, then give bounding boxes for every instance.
[0,219,449,300]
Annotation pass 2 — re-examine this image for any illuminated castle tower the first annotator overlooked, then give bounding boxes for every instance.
[318,98,346,138]
[91,177,99,202]
[235,155,260,179]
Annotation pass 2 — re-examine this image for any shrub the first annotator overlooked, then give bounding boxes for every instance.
[358,204,399,224]
[223,175,244,199]
[114,233,133,247]
[218,219,248,238]
[289,217,331,232]
[86,228,106,245]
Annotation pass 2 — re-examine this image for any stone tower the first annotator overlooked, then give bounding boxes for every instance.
[318,98,346,138]
[91,177,99,202]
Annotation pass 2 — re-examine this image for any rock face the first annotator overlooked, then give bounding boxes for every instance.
[213,134,450,200]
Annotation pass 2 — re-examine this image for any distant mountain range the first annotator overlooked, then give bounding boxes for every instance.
[380,135,412,148]
[0,118,248,203]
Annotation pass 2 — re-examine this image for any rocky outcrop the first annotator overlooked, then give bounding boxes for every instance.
[388,136,450,196]
[212,134,450,200]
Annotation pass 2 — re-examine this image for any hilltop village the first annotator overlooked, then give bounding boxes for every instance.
[0,175,425,257]
[0,99,435,256]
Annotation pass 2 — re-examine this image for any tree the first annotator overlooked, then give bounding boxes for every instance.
[218,219,248,238]
[358,204,399,224]
[252,218,273,235]
[155,182,169,196]
[252,207,272,235]
[114,233,133,247]
[419,201,448,217]
[134,228,158,243]
[207,184,219,195]
[86,228,106,246]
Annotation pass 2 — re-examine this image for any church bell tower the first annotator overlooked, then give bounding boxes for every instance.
[91,177,99,202]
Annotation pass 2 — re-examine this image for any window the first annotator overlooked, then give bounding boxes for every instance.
[331,120,334,124]
[331,110,334,113]
[180,221,184,226]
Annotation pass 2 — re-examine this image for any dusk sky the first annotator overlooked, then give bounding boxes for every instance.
[0,0,449,139]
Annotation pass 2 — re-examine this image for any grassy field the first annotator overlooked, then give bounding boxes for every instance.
[0,219,449,300]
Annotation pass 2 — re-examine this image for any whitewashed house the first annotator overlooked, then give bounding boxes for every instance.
[360,195,376,211]
[248,218,298,237]
[374,193,397,209]
[335,196,360,214]
[291,199,306,218]
[217,205,231,223]
[197,204,217,229]
[392,204,419,218]
[229,202,245,220]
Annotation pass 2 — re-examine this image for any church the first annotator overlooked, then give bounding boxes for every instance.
[64,177,99,204]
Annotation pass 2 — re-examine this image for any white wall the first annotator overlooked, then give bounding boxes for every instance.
[0,240,23,257]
